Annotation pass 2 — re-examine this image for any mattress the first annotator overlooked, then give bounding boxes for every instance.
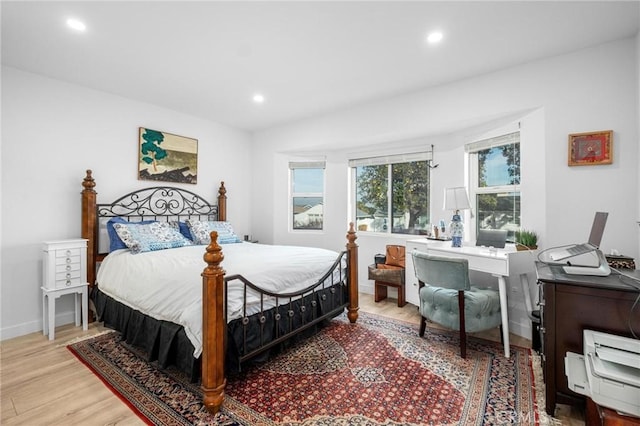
[96,242,344,357]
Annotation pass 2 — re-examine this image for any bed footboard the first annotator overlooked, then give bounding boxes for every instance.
[201,223,359,414]
[346,222,359,323]
[201,232,227,414]
[225,251,348,368]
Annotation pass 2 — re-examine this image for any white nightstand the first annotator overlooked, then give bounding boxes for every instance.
[42,239,89,340]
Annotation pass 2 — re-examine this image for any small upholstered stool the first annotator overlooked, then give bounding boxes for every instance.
[368,245,406,307]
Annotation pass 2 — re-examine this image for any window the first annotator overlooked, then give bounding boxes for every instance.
[290,162,325,230]
[350,152,431,234]
[466,132,520,240]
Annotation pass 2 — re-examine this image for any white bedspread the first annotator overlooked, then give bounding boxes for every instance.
[96,242,344,357]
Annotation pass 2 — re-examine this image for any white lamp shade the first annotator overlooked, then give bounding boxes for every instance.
[444,187,471,211]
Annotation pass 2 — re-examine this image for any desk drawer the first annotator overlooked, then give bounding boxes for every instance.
[465,256,508,275]
[426,248,508,275]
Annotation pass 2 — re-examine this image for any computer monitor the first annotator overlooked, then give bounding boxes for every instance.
[476,229,508,248]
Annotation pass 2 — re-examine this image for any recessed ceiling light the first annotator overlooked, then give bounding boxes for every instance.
[426,32,443,44]
[253,93,265,104]
[66,18,86,32]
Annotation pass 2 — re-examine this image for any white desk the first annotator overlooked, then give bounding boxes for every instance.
[405,239,536,358]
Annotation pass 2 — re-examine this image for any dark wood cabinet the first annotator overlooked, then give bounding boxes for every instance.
[535,263,640,416]
[587,398,640,425]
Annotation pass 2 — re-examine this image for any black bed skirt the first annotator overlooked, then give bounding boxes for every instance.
[93,288,201,381]
[92,284,348,382]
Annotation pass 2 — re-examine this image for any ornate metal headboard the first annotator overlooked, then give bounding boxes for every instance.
[97,186,218,220]
[81,169,227,286]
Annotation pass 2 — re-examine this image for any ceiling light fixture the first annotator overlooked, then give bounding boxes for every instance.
[426,32,443,44]
[253,93,265,104]
[66,18,86,32]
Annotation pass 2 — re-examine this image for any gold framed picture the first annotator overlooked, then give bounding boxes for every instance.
[138,127,198,184]
[568,130,613,166]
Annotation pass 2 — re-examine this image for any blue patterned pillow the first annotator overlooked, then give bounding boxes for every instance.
[106,217,156,252]
[168,220,194,241]
[114,221,193,254]
[186,220,242,245]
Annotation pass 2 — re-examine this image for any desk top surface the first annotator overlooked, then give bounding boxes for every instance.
[407,238,527,259]
[535,261,640,292]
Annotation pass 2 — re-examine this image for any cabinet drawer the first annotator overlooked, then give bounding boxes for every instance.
[55,254,81,267]
[53,276,84,288]
[55,268,81,281]
[55,260,80,272]
[54,247,82,258]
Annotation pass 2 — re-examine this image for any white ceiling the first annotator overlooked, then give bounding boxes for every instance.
[2,1,639,132]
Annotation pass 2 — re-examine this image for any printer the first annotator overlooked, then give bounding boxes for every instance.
[565,330,640,417]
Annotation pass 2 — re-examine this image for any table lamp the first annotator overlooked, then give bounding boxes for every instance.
[444,187,471,247]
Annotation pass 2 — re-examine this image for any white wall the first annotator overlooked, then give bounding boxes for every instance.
[252,38,639,338]
[637,31,640,256]
[1,67,253,340]
[2,37,637,341]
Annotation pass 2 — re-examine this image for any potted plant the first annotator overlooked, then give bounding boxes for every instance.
[515,229,538,251]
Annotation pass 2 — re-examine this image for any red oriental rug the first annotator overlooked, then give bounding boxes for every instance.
[68,313,550,425]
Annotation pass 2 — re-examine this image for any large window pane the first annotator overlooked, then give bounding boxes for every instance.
[292,168,324,193]
[391,162,430,234]
[290,165,324,231]
[477,144,520,187]
[293,196,323,230]
[355,165,388,232]
[476,192,521,239]
[469,131,521,242]
[355,161,430,234]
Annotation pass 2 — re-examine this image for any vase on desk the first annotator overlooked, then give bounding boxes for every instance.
[449,214,464,247]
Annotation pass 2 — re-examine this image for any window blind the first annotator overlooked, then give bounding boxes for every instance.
[465,131,520,153]
[288,161,326,169]
[348,151,432,167]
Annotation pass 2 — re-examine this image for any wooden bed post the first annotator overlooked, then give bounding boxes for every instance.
[81,170,97,288]
[201,231,226,414]
[346,222,359,323]
[217,181,227,222]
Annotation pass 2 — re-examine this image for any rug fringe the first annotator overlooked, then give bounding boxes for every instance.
[531,351,562,425]
[59,329,115,348]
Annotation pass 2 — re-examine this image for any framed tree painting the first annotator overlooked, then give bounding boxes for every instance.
[568,130,613,166]
[138,127,198,184]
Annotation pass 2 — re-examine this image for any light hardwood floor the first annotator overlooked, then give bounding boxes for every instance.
[1,294,583,425]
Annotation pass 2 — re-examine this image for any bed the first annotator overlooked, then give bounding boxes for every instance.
[80,170,359,413]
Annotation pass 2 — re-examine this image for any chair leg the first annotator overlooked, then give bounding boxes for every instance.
[499,324,504,345]
[397,284,407,307]
[419,316,426,337]
[458,290,466,359]
[374,281,388,302]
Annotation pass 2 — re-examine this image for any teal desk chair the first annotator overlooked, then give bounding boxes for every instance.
[412,251,502,358]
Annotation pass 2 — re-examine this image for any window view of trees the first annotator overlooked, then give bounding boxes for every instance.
[355,161,430,234]
[474,140,521,238]
[477,143,520,187]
